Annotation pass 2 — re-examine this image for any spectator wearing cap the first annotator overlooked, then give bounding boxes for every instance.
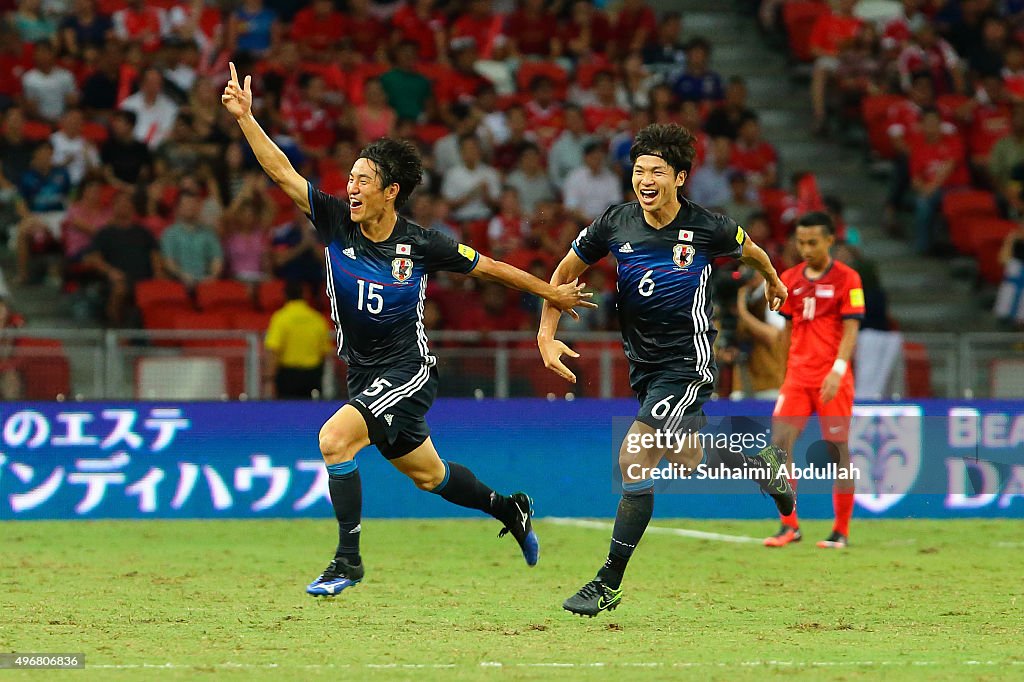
[548,105,589,190]
[442,134,502,222]
[670,37,724,103]
[563,139,621,225]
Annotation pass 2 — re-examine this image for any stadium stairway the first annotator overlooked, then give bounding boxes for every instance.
[664,0,999,332]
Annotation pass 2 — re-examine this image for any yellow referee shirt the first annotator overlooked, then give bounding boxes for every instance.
[264,300,332,369]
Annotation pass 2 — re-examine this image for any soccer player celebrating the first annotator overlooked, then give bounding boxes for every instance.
[222,64,594,597]
[764,211,863,549]
[538,124,795,617]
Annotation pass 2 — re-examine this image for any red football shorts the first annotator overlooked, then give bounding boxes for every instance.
[773,378,854,442]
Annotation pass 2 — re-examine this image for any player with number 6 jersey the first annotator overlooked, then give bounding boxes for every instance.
[765,211,864,550]
[538,124,796,617]
[222,62,595,600]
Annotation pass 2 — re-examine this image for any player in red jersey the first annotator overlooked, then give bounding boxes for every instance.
[764,211,864,549]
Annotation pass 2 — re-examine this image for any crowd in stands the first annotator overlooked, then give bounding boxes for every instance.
[760,0,1024,327]
[0,0,850,339]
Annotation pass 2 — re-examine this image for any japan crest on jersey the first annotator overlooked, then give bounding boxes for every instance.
[392,257,413,282]
[672,243,695,269]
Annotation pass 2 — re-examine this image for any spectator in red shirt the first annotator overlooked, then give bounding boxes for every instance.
[451,0,507,60]
[504,0,560,58]
[112,0,164,53]
[439,38,489,108]
[1003,42,1024,102]
[524,75,564,149]
[896,17,964,96]
[611,0,657,60]
[391,0,448,64]
[909,108,968,254]
[731,113,779,188]
[809,0,863,133]
[345,0,388,61]
[281,73,338,157]
[289,0,345,59]
[580,70,629,136]
[961,74,1013,176]
[561,0,613,61]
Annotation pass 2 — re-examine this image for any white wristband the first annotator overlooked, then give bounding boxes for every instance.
[831,359,848,376]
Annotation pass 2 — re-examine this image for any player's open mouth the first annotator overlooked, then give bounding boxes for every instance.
[639,189,658,203]
[349,198,363,210]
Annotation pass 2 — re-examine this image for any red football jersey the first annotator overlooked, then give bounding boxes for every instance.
[779,260,865,388]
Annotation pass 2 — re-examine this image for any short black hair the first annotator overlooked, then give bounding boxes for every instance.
[358,137,423,210]
[284,280,305,301]
[795,211,835,235]
[629,123,697,174]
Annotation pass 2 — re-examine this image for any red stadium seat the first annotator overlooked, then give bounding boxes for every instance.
[782,1,829,63]
[575,60,614,90]
[13,338,71,399]
[22,120,54,141]
[171,310,232,333]
[902,342,932,398]
[975,236,1006,285]
[195,280,252,311]
[229,310,273,332]
[861,94,904,159]
[135,279,190,309]
[141,301,196,330]
[258,279,287,311]
[81,121,109,144]
[964,217,1016,257]
[941,189,998,221]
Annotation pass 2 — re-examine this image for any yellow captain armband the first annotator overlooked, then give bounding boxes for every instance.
[849,288,865,307]
[736,225,746,245]
[457,243,477,261]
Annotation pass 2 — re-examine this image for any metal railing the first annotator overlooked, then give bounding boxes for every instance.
[0,329,1021,400]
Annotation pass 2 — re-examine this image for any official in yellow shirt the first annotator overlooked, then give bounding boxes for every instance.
[264,280,333,399]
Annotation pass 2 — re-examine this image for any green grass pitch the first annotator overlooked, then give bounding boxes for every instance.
[2,518,1022,680]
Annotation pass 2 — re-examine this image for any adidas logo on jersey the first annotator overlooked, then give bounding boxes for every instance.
[618,242,634,253]
[343,247,356,259]
[383,414,394,425]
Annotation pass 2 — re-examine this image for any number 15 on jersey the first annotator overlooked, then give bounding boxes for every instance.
[357,279,383,314]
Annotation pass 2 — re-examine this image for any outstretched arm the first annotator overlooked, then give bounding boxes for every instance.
[222,62,310,214]
[739,238,787,311]
[537,250,591,383]
[471,254,595,320]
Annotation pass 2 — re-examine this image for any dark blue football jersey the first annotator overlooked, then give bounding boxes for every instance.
[306,184,480,368]
[572,199,746,372]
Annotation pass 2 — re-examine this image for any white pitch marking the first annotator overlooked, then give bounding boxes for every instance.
[86,661,1024,670]
[545,517,763,544]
